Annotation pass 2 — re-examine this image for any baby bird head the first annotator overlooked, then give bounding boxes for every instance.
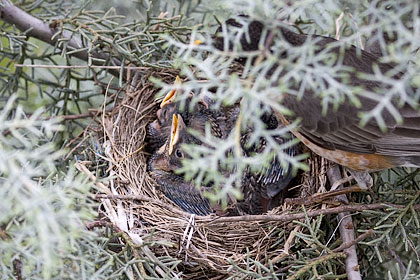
[149,114,202,173]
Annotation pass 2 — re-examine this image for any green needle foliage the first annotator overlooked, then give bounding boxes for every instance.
[0,97,97,279]
[0,0,419,278]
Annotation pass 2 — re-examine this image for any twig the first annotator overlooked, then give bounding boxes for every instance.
[45,109,105,121]
[271,225,301,264]
[12,259,22,280]
[14,64,149,70]
[95,194,192,217]
[62,104,108,161]
[278,229,373,275]
[288,252,347,280]
[285,185,365,206]
[332,229,374,253]
[114,232,148,278]
[64,134,91,161]
[330,175,354,191]
[85,220,122,233]
[387,245,407,275]
[0,227,7,240]
[288,230,373,279]
[203,202,420,223]
[118,144,146,162]
[327,166,361,280]
[78,170,176,278]
[75,162,111,195]
[335,12,345,40]
[0,2,121,77]
[58,113,92,120]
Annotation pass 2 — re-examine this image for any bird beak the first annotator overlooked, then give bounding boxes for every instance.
[169,114,181,155]
[160,76,182,108]
[169,114,186,155]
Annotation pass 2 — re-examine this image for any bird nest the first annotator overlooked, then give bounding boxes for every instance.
[89,68,331,278]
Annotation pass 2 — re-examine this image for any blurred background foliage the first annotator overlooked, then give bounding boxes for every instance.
[0,0,419,278]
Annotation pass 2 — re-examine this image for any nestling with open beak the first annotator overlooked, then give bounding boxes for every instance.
[148,114,214,215]
[146,76,222,151]
[149,109,298,214]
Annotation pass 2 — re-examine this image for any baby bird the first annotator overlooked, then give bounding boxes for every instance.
[149,114,201,172]
[148,114,214,215]
[146,76,226,151]
[240,128,297,212]
[149,110,298,215]
[148,169,213,215]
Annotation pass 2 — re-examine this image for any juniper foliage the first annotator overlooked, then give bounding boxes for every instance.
[0,0,419,278]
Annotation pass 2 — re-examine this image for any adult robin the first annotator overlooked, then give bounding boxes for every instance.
[213,18,420,178]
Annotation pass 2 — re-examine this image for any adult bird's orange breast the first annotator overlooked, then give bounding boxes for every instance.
[299,133,395,171]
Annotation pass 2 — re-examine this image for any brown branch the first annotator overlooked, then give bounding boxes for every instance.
[387,245,407,275]
[95,194,420,224]
[116,232,148,277]
[96,193,160,204]
[203,203,420,223]
[327,166,362,280]
[89,228,147,277]
[45,110,102,121]
[332,229,374,253]
[95,194,192,217]
[12,259,22,280]
[63,108,107,160]
[75,162,111,195]
[289,230,373,279]
[288,252,348,280]
[285,185,365,206]
[1,111,99,137]
[277,229,374,274]
[0,2,121,77]
[85,220,122,233]
[0,227,7,241]
[14,64,149,70]
[59,113,92,120]
[50,108,112,121]
[95,192,420,224]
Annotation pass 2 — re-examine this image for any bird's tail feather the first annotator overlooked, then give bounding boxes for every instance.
[403,156,420,168]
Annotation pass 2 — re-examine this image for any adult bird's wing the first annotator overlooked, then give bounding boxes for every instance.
[278,27,420,159]
[283,93,420,158]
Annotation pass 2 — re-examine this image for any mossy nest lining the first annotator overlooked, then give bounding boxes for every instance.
[96,68,330,277]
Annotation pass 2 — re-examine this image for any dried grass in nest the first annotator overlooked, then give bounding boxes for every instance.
[96,68,331,277]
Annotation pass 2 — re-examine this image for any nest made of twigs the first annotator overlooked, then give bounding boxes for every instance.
[95,69,330,278]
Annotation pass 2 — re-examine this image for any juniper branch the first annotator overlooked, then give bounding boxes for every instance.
[0,1,121,76]
[204,202,420,223]
[327,166,361,280]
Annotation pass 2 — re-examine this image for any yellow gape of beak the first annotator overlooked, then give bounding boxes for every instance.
[169,114,181,155]
[160,76,182,108]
